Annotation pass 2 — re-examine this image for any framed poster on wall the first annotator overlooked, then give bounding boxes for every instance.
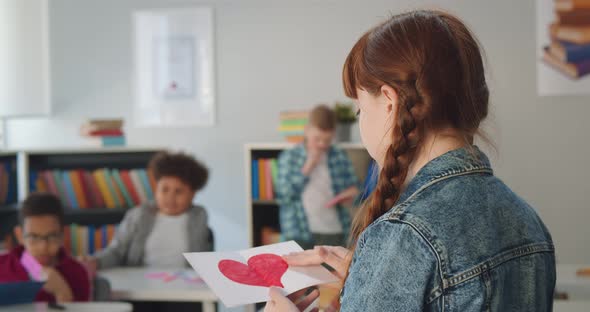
[133,7,215,126]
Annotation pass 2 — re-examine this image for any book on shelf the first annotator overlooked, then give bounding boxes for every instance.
[63,224,118,257]
[251,158,278,201]
[30,168,155,209]
[0,161,17,205]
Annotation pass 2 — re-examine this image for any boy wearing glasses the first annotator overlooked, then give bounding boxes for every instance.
[0,193,90,302]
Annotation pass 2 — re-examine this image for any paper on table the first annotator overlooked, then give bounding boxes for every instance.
[183,241,339,307]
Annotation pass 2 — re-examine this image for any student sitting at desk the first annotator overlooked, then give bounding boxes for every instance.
[0,193,91,303]
[82,151,211,271]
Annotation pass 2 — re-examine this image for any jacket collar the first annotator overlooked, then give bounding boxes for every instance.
[397,145,493,205]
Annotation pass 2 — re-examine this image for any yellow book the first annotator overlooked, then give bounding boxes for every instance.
[35,176,48,193]
[93,170,116,209]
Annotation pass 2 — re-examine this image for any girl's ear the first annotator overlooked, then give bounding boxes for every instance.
[380,85,398,115]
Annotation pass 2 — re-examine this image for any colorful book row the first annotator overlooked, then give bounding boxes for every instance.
[30,168,156,209]
[63,224,117,257]
[0,161,17,205]
[251,158,278,201]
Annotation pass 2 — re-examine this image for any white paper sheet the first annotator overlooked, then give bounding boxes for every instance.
[183,241,339,307]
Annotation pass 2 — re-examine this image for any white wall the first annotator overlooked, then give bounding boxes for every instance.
[5,0,590,274]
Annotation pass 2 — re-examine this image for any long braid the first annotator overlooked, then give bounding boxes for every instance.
[349,83,427,246]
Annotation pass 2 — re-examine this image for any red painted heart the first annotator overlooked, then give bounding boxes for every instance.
[218,253,288,288]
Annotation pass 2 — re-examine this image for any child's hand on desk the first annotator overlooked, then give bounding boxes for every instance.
[264,287,319,312]
[283,246,350,281]
[42,267,73,303]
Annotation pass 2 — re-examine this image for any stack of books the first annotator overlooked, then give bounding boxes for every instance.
[543,0,590,79]
[278,111,308,143]
[80,119,126,147]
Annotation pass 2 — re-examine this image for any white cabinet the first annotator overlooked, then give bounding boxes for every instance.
[0,0,50,117]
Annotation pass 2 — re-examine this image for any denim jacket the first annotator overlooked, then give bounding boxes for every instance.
[341,146,555,312]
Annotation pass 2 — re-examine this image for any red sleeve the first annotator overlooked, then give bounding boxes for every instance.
[59,258,91,302]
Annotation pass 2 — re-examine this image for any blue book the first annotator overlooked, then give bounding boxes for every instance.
[137,170,154,200]
[102,136,126,146]
[0,281,44,306]
[29,170,38,193]
[87,225,95,255]
[252,160,259,200]
[358,160,378,203]
[101,225,108,249]
[5,162,16,204]
[62,171,79,209]
[553,41,590,63]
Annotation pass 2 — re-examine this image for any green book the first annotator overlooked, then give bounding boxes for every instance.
[70,223,78,257]
[111,169,134,208]
[102,169,121,208]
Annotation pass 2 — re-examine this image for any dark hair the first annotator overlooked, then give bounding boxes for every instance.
[343,10,489,251]
[148,151,209,191]
[20,192,65,226]
[308,105,337,131]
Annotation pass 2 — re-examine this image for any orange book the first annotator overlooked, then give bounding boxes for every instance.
[106,225,116,244]
[69,171,88,209]
[550,23,590,44]
[258,159,267,200]
[35,176,48,193]
[556,0,590,11]
[147,170,157,193]
[109,171,126,208]
[94,228,103,252]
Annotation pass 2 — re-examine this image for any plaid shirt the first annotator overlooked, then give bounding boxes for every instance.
[275,144,359,243]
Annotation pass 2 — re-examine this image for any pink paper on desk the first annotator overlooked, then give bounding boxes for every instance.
[20,251,45,281]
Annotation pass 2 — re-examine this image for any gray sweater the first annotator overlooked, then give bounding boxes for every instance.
[95,201,212,269]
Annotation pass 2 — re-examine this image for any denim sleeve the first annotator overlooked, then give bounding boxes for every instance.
[341,220,438,311]
[275,150,308,205]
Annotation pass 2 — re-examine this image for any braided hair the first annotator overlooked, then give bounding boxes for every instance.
[342,10,489,279]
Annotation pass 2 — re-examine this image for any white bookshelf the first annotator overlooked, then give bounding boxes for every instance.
[244,142,372,248]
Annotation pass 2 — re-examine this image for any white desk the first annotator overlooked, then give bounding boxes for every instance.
[554,301,590,312]
[557,264,590,300]
[100,268,217,312]
[0,302,132,312]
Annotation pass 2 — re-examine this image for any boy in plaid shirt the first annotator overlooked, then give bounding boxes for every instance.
[276,105,359,249]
